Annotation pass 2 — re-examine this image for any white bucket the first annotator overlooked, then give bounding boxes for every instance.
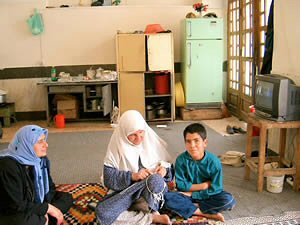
[266,175,284,193]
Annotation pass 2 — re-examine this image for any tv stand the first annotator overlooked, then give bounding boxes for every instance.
[244,113,300,192]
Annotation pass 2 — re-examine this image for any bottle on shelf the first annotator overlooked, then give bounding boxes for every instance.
[51,67,57,81]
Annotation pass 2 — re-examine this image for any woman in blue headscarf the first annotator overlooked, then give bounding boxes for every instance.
[0,125,73,225]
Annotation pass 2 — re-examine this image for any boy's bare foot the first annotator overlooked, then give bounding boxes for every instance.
[152,213,172,225]
[193,208,225,222]
[204,213,225,222]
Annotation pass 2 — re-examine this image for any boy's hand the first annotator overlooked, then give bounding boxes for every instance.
[180,191,192,197]
[132,168,153,181]
[204,181,211,189]
[154,166,167,177]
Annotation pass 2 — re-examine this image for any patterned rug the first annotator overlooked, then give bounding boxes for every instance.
[56,183,218,225]
[56,183,108,225]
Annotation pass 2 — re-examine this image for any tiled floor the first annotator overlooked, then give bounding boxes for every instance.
[0,120,113,143]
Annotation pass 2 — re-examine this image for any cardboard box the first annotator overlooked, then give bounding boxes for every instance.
[57,100,78,119]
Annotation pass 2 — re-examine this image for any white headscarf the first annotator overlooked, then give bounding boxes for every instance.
[103,110,171,173]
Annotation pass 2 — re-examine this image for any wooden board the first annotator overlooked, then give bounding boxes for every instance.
[180,107,224,120]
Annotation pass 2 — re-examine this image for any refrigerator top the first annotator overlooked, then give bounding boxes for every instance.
[184,18,224,40]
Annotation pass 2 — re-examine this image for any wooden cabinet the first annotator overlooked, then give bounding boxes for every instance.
[116,33,175,121]
[119,72,145,116]
[116,34,146,71]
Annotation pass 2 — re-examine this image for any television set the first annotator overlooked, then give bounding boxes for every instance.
[254,74,300,121]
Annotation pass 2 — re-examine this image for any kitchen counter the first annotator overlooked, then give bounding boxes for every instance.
[37,78,118,86]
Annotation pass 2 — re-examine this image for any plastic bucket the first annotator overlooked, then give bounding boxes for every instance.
[54,114,65,128]
[266,175,284,193]
[155,72,170,95]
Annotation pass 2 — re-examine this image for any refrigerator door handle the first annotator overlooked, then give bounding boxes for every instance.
[187,21,192,38]
[187,42,192,68]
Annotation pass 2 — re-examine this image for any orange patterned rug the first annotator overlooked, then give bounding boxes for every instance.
[56,183,107,225]
[56,183,217,225]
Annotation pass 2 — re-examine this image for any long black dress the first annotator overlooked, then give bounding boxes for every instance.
[0,157,73,225]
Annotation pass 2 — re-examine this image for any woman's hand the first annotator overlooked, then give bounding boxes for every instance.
[47,203,66,225]
[132,168,153,181]
[154,166,167,177]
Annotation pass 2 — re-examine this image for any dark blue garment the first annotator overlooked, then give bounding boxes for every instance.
[96,173,169,225]
[163,191,236,219]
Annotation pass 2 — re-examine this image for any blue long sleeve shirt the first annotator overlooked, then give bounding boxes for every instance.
[175,150,223,200]
[103,157,174,192]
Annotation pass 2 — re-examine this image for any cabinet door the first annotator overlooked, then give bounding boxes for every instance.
[116,34,146,71]
[184,39,223,104]
[102,84,112,116]
[119,72,145,117]
[147,33,173,71]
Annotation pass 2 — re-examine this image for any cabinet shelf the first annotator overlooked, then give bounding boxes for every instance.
[146,117,172,122]
[145,94,171,98]
[86,96,102,99]
[85,109,103,113]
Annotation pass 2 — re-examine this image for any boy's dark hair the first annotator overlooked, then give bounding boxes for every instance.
[183,123,207,141]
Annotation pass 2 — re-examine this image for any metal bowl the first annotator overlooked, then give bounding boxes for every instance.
[157,109,167,117]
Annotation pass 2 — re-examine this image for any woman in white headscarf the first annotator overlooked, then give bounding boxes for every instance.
[96,110,173,225]
[0,125,73,225]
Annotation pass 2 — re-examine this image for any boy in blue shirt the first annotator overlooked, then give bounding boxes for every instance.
[163,123,236,222]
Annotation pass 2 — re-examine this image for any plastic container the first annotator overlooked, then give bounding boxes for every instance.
[54,114,65,128]
[266,175,284,193]
[249,105,260,136]
[252,126,260,136]
[155,72,170,95]
[144,24,165,34]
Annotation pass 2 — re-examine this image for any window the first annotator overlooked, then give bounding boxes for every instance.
[227,0,272,119]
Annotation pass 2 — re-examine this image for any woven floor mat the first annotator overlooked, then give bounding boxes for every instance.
[56,183,218,225]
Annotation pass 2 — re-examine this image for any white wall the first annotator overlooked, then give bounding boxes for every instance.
[0,3,45,68]
[0,0,226,112]
[268,0,300,161]
[272,0,300,85]
[0,0,225,68]
[0,78,47,112]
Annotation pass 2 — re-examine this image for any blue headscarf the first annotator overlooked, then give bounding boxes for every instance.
[0,125,49,203]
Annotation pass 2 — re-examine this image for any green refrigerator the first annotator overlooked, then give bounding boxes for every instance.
[182,18,224,108]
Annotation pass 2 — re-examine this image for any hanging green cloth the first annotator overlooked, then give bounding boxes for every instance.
[27,9,44,35]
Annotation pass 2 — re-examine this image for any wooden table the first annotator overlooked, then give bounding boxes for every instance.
[37,79,118,124]
[244,113,300,192]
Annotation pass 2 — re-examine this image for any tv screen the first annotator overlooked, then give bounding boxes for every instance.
[255,80,274,110]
